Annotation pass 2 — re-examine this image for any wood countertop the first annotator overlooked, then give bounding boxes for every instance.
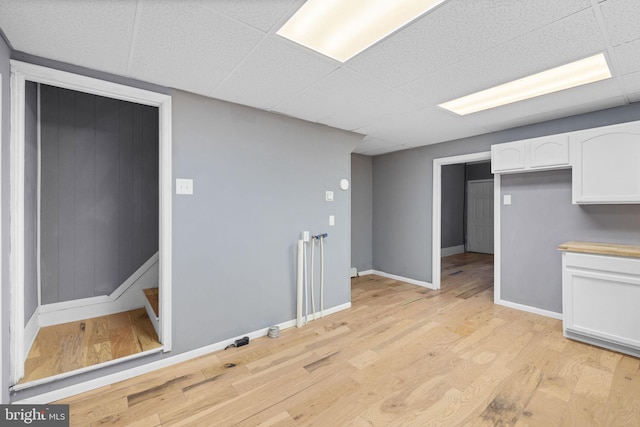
[558,241,640,258]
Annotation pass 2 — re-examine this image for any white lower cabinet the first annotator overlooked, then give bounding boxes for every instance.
[562,251,640,357]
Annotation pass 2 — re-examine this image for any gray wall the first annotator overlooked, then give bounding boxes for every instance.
[351,153,373,272]
[24,81,38,322]
[441,164,465,249]
[40,84,159,304]
[501,169,640,313]
[373,102,640,284]
[171,90,360,352]
[1,32,11,404]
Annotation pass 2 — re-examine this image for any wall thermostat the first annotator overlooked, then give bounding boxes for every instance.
[339,178,350,190]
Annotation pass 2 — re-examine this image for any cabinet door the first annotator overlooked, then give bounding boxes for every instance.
[528,135,569,168]
[572,121,640,204]
[563,252,640,354]
[491,141,525,173]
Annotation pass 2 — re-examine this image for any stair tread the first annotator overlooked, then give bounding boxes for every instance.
[143,288,159,318]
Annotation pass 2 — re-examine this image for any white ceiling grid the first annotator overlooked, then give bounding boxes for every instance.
[1,0,639,155]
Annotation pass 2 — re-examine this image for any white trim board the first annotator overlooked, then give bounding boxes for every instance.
[495,298,562,320]
[358,270,435,290]
[9,60,173,386]
[432,152,491,290]
[13,302,352,404]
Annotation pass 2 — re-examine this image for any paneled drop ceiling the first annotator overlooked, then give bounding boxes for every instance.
[1,0,639,155]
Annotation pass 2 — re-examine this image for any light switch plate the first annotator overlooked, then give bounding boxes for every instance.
[329,215,335,226]
[503,194,511,205]
[325,191,334,202]
[176,178,194,195]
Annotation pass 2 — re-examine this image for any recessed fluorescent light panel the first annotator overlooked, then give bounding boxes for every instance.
[439,53,612,115]
[277,0,446,62]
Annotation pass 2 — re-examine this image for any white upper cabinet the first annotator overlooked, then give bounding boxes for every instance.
[572,121,640,204]
[491,135,569,174]
[528,136,570,169]
[491,141,525,173]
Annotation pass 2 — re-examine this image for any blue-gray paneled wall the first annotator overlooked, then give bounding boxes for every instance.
[40,84,159,304]
[1,33,12,404]
[351,153,373,272]
[24,81,38,323]
[501,169,640,313]
[440,163,465,249]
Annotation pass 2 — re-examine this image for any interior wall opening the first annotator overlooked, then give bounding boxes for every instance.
[10,61,173,391]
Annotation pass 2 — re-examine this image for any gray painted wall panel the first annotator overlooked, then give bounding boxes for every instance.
[24,81,38,323]
[94,96,120,296]
[501,170,640,313]
[74,91,95,300]
[441,164,465,249]
[118,102,134,284]
[40,84,59,303]
[57,88,76,303]
[40,86,158,304]
[351,153,373,272]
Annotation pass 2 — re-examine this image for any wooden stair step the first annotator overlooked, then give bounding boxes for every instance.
[143,288,159,318]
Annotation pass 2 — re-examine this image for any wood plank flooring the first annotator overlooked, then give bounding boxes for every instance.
[58,253,640,426]
[22,308,161,384]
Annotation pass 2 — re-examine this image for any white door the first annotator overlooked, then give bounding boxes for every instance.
[466,180,494,254]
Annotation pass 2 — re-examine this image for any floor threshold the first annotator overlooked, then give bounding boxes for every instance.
[11,346,164,393]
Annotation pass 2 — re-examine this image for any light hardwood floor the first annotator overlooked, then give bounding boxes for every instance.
[58,253,640,426]
[22,308,161,384]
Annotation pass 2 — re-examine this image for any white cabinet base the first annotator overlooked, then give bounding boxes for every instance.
[562,251,640,357]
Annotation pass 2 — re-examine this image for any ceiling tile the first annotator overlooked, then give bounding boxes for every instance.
[600,0,640,45]
[354,137,411,155]
[357,107,491,147]
[463,78,623,131]
[622,71,640,101]
[478,96,627,132]
[272,68,391,123]
[319,89,426,131]
[613,38,640,75]
[0,0,136,75]
[399,8,606,105]
[128,0,264,95]
[212,36,338,110]
[347,0,591,88]
[198,0,303,33]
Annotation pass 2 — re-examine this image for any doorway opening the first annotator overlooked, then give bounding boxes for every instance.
[9,61,173,389]
[432,151,499,299]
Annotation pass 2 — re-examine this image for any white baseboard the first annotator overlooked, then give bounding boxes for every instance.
[23,311,39,363]
[360,270,436,290]
[38,254,159,327]
[13,302,352,404]
[441,245,465,257]
[358,270,374,276]
[495,298,562,320]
